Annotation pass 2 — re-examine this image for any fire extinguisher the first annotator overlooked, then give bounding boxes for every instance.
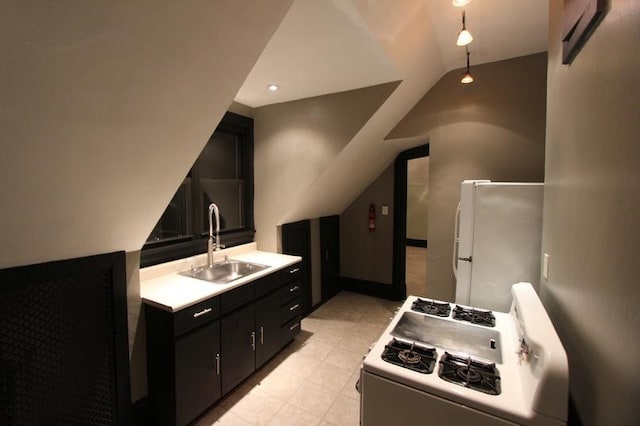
[368,203,376,231]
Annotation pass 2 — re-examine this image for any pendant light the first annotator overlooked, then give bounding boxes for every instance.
[461,47,474,84]
[452,0,472,6]
[456,10,473,46]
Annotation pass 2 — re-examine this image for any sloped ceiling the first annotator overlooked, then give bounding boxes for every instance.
[237,0,548,108]
[0,0,293,268]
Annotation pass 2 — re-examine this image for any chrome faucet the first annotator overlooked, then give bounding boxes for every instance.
[208,202,223,266]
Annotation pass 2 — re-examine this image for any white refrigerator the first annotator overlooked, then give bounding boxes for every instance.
[453,180,544,312]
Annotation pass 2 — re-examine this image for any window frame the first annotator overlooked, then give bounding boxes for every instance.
[140,111,255,268]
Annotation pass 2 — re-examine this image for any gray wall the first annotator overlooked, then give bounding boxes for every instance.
[253,82,398,252]
[543,1,640,424]
[340,165,395,284]
[388,53,547,301]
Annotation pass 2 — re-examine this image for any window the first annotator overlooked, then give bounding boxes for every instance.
[141,112,254,267]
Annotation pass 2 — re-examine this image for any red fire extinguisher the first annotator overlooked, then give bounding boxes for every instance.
[368,203,376,231]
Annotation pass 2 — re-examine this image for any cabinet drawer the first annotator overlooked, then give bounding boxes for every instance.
[281,298,302,325]
[280,263,302,284]
[281,316,301,346]
[174,297,221,336]
[254,272,281,298]
[280,279,301,304]
[221,283,255,315]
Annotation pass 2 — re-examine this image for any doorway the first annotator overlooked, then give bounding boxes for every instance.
[391,144,429,300]
[405,156,429,296]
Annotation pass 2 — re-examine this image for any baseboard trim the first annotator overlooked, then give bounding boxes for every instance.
[341,277,398,300]
[406,239,427,248]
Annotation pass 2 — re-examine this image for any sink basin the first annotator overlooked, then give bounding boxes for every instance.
[180,260,269,284]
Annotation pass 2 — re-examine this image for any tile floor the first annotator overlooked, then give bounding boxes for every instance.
[194,291,401,426]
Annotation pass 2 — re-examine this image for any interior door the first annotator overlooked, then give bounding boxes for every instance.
[320,215,340,302]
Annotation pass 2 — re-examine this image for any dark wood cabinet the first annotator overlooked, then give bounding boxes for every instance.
[220,302,255,395]
[145,261,304,425]
[145,296,221,426]
[255,290,282,368]
[174,321,221,426]
[320,215,341,302]
[282,220,312,315]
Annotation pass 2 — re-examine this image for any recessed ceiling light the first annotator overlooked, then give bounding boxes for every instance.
[267,84,279,92]
[453,0,472,7]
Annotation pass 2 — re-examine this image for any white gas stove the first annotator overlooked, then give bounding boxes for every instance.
[360,282,568,426]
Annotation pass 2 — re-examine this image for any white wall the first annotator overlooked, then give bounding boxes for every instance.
[543,1,640,424]
[0,0,292,269]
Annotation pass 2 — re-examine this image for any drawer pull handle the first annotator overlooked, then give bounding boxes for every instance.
[260,326,264,345]
[289,304,300,312]
[289,285,299,292]
[251,331,256,351]
[193,307,212,318]
[215,354,220,375]
[289,268,300,274]
[289,322,300,331]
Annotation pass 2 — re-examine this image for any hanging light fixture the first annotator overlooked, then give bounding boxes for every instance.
[452,0,472,6]
[461,47,474,84]
[456,10,473,46]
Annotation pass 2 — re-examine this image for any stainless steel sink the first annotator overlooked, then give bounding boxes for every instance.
[180,260,269,284]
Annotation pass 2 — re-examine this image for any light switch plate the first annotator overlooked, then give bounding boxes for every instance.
[542,253,550,280]
[381,205,389,216]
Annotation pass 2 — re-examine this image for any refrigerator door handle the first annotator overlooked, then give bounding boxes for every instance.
[458,256,472,263]
[453,201,462,279]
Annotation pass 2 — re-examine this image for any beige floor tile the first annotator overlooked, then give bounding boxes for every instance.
[267,402,321,426]
[336,334,376,355]
[277,352,322,378]
[226,386,285,425]
[252,367,306,400]
[307,362,353,393]
[324,347,364,371]
[287,381,339,419]
[194,404,254,426]
[323,395,360,426]
[294,338,335,361]
[340,369,361,401]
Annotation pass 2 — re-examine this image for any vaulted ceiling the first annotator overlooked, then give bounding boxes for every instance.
[236,0,548,108]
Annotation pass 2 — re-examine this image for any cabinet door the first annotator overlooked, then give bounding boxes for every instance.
[174,320,221,426]
[320,215,341,302]
[221,303,256,395]
[255,290,282,368]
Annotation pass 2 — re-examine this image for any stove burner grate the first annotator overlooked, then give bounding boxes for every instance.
[411,298,451,317]
[438,352,501,395]
[381,339,437,374]
[452,305,496,327]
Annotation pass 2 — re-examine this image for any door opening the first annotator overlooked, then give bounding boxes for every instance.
[392,144,429,300]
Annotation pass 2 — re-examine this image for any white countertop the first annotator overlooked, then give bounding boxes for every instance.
[140,243,302,312]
